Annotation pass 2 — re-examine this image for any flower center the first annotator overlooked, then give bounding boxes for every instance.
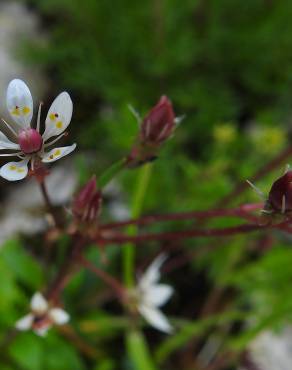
[18,129,43,154]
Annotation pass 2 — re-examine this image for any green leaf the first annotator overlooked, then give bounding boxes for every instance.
[94,359,115,370]
[155,311,245,363]
[9,333,44,370]
[44,333,86,370]
[126,330,157,370]
[1,239,44,289]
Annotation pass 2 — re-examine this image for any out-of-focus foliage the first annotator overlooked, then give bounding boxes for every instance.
[25,0,292,155]
[2,0,292,369]
[22,0,291,211]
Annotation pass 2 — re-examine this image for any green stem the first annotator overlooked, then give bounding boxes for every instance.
[97,158,127,188]
[123,164,153,287]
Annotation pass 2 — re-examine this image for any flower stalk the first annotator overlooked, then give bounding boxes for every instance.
[39,179,60,227]
[123,163,153,287]
[97,158,127,188]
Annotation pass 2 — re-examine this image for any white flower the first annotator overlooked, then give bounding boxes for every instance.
[0,79,76,181]
[15,292,70,336]
[133,254,174,334]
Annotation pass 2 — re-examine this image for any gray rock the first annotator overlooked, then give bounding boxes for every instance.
[0,160,77,245]
[241,328,292,370]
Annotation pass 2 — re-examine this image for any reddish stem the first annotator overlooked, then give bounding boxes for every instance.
[99,218,292,245]
[98,223,266,244]
[218,146,292,206]
[46,235,85,303]
[101,203,262,230]
[79,256,126,301]
[39,180,60,227]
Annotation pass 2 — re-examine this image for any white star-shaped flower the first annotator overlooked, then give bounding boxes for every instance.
[132,254,174,334]
[0,79,76,181]
[15,292,70,336]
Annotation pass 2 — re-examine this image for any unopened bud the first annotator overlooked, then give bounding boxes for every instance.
[127,96,176,168]
[72,176,102,222]
[268,170,292,213]
[18,129,43,154]
[140,96,175,145]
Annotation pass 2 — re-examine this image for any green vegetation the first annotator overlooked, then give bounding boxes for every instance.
[2,0,292,369]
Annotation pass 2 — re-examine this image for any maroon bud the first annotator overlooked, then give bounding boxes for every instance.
[85,191,102,222]
[140,96,175,144]
[72,176,102,222]
[268,171,292,212]
[73,176,97,211]
[18,128,43,154]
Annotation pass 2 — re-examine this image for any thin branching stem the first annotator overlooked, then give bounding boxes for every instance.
[46,234,85,303]
[98,222,285,245]
[101,203,262,230]
[218,146,292,206]
[79,256,126,301]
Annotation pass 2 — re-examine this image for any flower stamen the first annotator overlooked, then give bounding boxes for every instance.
[36,102,43,133]
[1,118,18,137]
[0,152,23,157]
[44,132,68,148]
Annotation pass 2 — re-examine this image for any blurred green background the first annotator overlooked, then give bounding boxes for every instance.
[2,0,292,369]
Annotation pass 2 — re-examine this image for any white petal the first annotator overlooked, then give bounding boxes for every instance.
[6,79,33,129]
[49,308,70,325]
[143,284,174,307]
[139,254,167,290]
[15,314,34,331]
[42,92,73,141]
[41,143,76,163]
[138,304,173,334]
[0,159,29,181]
[34,325,50,337]
[30,292,48,314]
[0,132,20,150]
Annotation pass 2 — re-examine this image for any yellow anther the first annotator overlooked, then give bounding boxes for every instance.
[56,121,63,129]
[49,113,56,121]
[11,107,20,116]
[9,165,16,171]
[54,149,61,156]
[22,106,30,115]
[17,168,24,173]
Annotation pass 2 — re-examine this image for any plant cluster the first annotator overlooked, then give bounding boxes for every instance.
[1,78,292,370]
[3,1,292,369]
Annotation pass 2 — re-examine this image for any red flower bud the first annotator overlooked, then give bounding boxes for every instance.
[72,176,102,222]
[73,176,97,210]
[85,192,102,222]
[268,171,292,212]
[18,129,43,154]
[140,96,175,144]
